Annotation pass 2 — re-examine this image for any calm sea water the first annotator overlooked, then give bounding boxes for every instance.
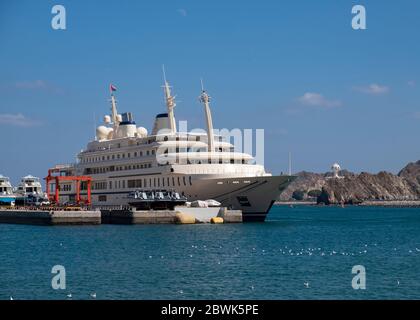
[0,205,419,300]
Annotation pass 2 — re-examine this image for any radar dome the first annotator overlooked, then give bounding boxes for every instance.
[104,115,111,124]
[116,114,122,122]
[107,128,114,139]
[137,127,148,137]
[96,126,110,140]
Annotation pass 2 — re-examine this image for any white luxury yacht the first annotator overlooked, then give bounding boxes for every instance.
[15,175,46,205]
[51,72,295,221]
[0,175,16,206]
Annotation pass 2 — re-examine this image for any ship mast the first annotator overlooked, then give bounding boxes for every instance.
[162,65,177,134]
[199,79,215,153]
[110,84,119,129]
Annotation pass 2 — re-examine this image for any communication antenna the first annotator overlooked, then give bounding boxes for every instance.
[162,64,167,83]
[288,152,292,176]
[200,78,205,91]
[93,112,97,140]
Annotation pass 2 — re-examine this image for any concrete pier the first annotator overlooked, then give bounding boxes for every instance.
[101,207,243,224]
[218,208,243,223]
[0,209,101,225]
[0,207,241,226]
[101,208,177,224]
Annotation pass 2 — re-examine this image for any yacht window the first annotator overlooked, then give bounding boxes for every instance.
[149,179,152,187]
[172,177,175,186]
[122,154,125,158]
[128,153,130,158]
[152,150,155,155]
[167,177,170,186]
[134,152,137,157]
[189,176,192,185]
[146,150,150,156]
[183,176,186,186]
[109,181,112,189]
[140,151,143,156]
[177,177,181,186]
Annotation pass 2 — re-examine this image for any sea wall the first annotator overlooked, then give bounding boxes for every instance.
[0,209,101,225]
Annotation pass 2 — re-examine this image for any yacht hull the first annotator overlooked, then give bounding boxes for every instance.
[186,175,295,222]
[0,196,16,206]
[75,174,295,222]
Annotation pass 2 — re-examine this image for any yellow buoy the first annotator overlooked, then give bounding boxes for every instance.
[210,217,224,224]
[175,212,196,224]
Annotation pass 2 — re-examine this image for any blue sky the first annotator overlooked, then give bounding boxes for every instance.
[0,0,419,184]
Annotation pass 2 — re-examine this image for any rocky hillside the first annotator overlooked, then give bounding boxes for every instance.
[398,160,420,184]
[279,161,420,204]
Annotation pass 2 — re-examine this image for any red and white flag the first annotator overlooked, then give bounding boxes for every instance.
[109,84,117,92]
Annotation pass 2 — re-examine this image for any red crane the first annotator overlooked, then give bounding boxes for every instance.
[45,167,92,206]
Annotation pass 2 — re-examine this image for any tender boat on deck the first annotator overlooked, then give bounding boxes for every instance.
[128,189,187,210]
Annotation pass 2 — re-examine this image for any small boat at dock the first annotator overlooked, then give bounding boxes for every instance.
[15,175,49,206]
[0,175,16,206]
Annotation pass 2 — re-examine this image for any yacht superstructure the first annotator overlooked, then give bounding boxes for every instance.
[15,175,45,201]
[0,175,15,206]
[53,73,295,221]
